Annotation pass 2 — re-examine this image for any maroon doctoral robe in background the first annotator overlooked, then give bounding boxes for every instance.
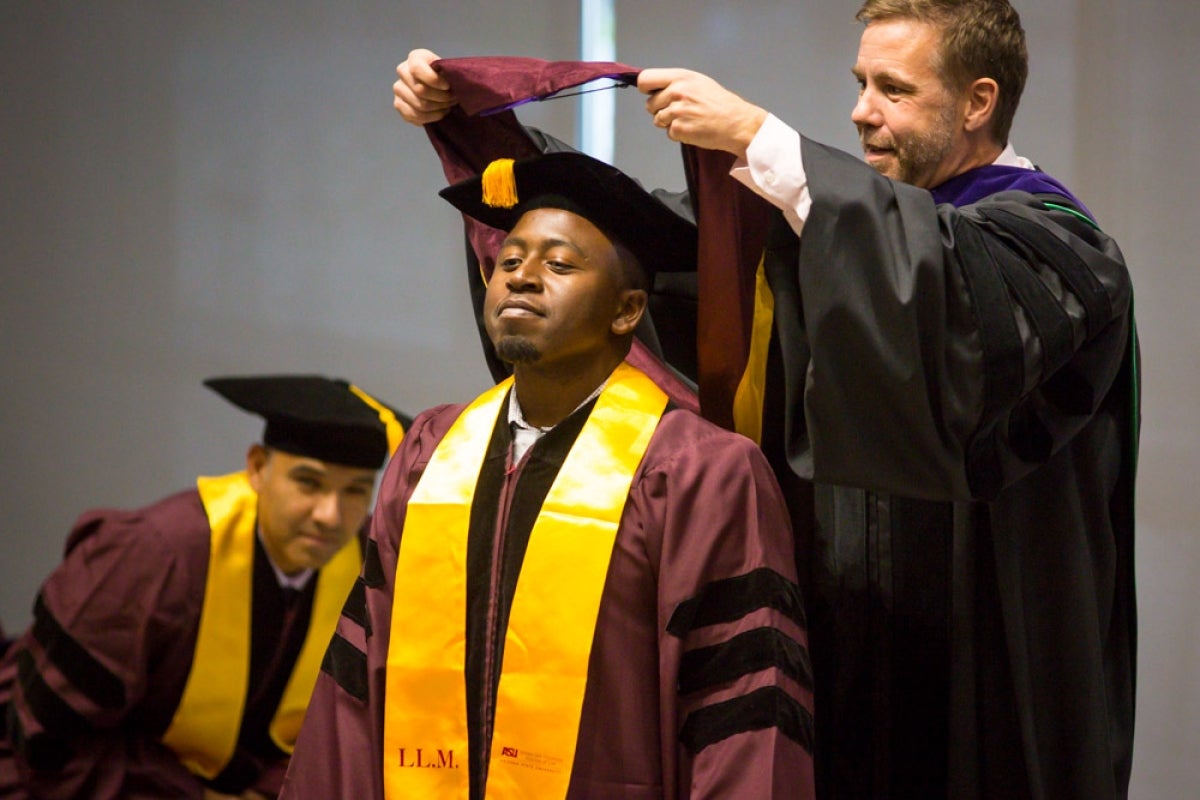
[0,488,331,799]
[282,390,815,798]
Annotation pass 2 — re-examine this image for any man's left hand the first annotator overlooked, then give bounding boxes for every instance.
[637,68,768,157]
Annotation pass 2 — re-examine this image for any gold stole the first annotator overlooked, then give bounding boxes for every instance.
[382,363,667,799]
[160,471,362,778]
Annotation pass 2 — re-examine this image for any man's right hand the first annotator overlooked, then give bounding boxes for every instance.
[393,48,457,125]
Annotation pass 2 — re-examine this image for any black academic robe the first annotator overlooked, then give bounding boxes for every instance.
[750,139,1138,799]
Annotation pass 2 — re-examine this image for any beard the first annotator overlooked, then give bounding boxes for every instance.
[861,104,956,186]
[493,336,542,364]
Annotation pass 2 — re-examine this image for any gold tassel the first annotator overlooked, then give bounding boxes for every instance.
[481,158,518,208]
[349,384,406,455]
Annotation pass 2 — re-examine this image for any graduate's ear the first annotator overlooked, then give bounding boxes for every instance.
[245,444,270,492]
[963,77,999,136]
[611,288,648,337]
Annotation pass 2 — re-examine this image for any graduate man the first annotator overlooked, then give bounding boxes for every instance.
[281,152,814,799]
[0,375,408,800]
[395,0,1139,796]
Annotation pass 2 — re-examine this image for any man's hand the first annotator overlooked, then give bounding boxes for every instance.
[637,68,768,158]
[393,48,457,125]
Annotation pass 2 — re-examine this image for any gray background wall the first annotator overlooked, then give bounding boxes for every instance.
[2,1,1195,795]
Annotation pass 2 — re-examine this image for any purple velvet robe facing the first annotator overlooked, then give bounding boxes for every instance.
[281,392,815,799]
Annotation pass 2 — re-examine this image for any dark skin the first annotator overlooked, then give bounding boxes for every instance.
[483,206,648,428]
[244,444,376,575]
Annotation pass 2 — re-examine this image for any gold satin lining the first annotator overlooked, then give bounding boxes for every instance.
[383,363,667,799]
[732,255,775,444]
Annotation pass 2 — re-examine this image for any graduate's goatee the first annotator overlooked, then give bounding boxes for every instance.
[494,337,542,364]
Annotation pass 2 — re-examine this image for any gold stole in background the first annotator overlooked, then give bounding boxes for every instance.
[161,471,361,777]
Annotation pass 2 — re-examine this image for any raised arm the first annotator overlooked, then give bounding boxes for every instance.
[393,48,457,125]
[637,67,768,158]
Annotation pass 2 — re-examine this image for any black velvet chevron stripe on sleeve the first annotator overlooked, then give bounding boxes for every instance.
[975,226,1076,383]
[13,650,80,772]
[0,722,19,796]
[678,626,813,696]
[340,578,371,637]
[978,206,1114,340]
[30,594,125,711]
[319,633,368,703]
[680,685,814,755]
[362,538,386,589]
[949,218,1025,423]
[666,568,806,638]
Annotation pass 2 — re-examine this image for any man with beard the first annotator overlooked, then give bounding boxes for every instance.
[634,1,1139,798]
[0,376,408,800]
[280,151,815,799]
[391,0,1138,797]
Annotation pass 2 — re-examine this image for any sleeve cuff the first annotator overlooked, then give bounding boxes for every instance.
[729,114,810,235]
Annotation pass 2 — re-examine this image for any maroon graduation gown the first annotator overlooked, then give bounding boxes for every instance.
[281,393,815,799]
[0,487,331,799]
